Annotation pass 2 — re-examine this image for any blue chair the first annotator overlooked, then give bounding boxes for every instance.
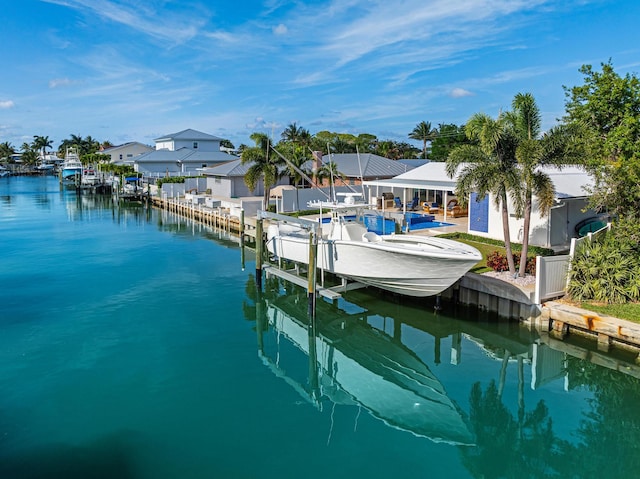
[407,197,420,211]
[394,197,403,209]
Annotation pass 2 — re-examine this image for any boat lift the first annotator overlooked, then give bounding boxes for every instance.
[255,210,367,319]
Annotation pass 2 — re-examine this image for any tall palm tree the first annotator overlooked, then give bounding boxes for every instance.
[32,135,53,158]
[409,121,438,159]
[280,122,309,144]
[446,112,521,275]
[241,132,281,209]
[506,93,580,276]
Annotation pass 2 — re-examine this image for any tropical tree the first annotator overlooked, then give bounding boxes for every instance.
[0,141,15,163]
[32,135,53,158]
[316,160,346,201]
[20,142,38,166]
[375,140,400,160]
[409,121,438,159]
[355,133,378,153]
[280,122,310,145]
[430,123,472,161]
[506,93,581,276]
[446,112,520,275]
[563,60,640,218]
[241,132,281,209]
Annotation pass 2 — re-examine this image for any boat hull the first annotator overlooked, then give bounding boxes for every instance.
[266,227,481,297]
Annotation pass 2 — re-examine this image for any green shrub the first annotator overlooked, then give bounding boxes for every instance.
[567,226,640,304]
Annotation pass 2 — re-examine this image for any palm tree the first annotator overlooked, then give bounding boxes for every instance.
[0,141,15,163]
[241,132,281,209]
[280,122,309,144]
[446,112,521,275]
[316,160,346,201]
[506,93,580,276]
[32,135,53,158]
[20,142,38,166]
[409,121,438,159]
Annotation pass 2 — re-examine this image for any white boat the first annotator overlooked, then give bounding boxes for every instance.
[265,207,482,297]
[60,147,83,183]
[81,167,100,186]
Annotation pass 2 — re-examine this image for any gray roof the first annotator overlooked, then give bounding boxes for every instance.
[129,148,236,164]
[202,159,247,177]
[202,159,289,177]
[101,142,153,153]
[315,153,413,179]
[154,128,224,142]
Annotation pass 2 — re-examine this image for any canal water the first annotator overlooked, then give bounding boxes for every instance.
[1,176,639,478]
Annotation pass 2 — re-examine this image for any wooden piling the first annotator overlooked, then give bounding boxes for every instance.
[307,229,318,320]
[255,218,263,290]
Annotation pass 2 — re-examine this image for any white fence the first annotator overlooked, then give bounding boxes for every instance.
[534,223,610,304]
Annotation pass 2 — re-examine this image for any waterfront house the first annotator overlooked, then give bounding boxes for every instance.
[201,159,290,198]
[100,142,154,164]
[117,129,236,177]
[364,162,599,251]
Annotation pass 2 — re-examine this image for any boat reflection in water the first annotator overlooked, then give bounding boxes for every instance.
[256,288,475,446]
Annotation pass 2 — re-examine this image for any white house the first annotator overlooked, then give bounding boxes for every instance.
[364,162,601,251]
[117,129,236,176]
[100,142,154,163]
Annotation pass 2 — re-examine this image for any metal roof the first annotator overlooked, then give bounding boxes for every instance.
[299,153,412,179]
[203,159,293,177]
[129,148,236,164]
[154,128,224,142]
[364,162,594,199]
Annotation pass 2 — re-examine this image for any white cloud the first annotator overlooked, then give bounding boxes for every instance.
[49,78,73,88]
[450,88,473,98]
[273,23,288,35]
[0,100,15,109]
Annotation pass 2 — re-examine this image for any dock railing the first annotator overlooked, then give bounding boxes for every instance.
[534,223,611,304]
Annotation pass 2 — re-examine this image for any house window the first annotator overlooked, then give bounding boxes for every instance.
[193,142,198,149]
[119,154,123,160]
[127,153,133,158]
[202,164,207,168]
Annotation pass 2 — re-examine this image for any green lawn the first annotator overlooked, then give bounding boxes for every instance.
[572,302,640,324]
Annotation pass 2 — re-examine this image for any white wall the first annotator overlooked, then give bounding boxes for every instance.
[106,144,153,163]
[155,139,220,152]
[481,194,595,248]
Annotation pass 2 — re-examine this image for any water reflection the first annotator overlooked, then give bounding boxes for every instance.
[253,284,475,445]
[246,276,640,476]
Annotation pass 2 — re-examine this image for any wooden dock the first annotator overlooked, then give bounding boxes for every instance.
[151,197,256,237]
[537,300,640,357]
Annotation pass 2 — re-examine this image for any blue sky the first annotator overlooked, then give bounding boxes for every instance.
[1,0,639,151]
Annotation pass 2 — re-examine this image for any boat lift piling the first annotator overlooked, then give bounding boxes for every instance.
[307,228,318,320]
[255,218,264,290]
[257,210,336,319]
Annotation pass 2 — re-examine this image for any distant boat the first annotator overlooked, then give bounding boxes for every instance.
[81,167,100,186]
[60,148,83,183]
[265,205,482,297]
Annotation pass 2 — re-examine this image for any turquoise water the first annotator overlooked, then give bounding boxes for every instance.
[2,176,640,478]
